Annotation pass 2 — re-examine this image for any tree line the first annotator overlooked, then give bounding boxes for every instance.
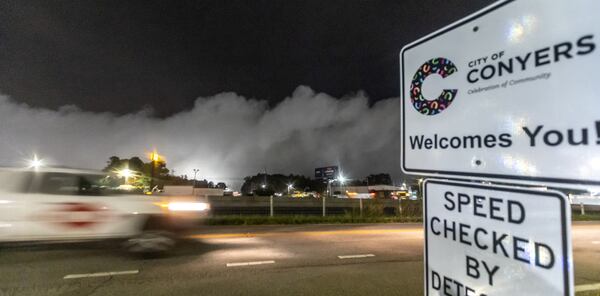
[102,156,226,190]
[240,173,393,196]
[102,156,392,194]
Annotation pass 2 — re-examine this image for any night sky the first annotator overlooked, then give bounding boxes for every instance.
[0,0,493,117]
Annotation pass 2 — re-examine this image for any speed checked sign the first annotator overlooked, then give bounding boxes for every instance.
[424,179,572,296]
[400,0,600,186]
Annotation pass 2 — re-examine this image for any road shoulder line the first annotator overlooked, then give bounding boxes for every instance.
[63,270,139,279]
[226,260,276,267]
[338,254,376,259]
[575,283,600,293]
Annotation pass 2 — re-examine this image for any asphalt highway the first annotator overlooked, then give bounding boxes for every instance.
[0,222,599,296]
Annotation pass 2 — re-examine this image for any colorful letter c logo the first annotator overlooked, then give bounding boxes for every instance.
[410,57,458,116]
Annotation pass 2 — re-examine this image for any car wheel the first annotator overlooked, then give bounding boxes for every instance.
[124,230,175,254]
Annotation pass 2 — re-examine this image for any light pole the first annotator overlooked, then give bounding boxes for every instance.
[193,169,200,185]
[149,151,159,193]
[193,169,199,195]
[287,184,293,195]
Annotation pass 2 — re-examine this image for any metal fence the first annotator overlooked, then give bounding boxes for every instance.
[206,196,423,217]
[203,196,595,217]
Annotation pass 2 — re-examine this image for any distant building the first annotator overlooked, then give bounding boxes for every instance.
[330,185,408,199]
[162,185,224,197]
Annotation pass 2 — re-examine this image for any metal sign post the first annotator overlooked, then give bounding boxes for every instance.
[322,192,326,217]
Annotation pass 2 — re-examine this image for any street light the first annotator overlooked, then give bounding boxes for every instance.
[287,183,294,195]
[337,174,347,185]
[117,168,134,182]
[336,174,347,199]
[28,154,44,169]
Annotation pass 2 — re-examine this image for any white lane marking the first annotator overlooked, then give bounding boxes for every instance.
[63,270,139,279]
[575,283,600,292]
[338,254,376,259]
[592,241,600,244]
[226,260,275,267]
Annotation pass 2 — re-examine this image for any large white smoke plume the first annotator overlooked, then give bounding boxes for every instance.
[0,86,400,188]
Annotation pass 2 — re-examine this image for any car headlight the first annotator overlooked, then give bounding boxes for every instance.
[167,202,210,212]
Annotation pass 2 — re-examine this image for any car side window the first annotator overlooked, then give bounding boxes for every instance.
[38,173,111,195]
[39,173,79,195]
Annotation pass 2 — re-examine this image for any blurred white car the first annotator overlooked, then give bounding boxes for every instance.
[0,167,210,253]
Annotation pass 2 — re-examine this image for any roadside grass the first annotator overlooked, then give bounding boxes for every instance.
[203,215,422,226]
[576,290,600,296]
[572,212,600,221]
[203,211,600,226]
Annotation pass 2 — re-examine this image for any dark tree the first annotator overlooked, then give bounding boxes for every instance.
[103,156,121,172]
[195,179,209,188]
[366,173,393,185]
[240,173,326,196]
[348,179,367,186]
[101,155,171,189]
[128,157,145,172]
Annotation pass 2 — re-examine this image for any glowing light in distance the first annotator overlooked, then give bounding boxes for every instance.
[28,154,44,169]
[167,202,210,212]
[150,150,161,162]
[117,168,134,179]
